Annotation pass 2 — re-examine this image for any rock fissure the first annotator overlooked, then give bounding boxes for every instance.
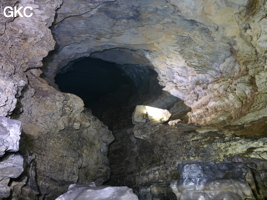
[53,2,109,25]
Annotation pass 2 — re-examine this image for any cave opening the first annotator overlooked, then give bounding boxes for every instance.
[54,49,163,131]
[53,49,182,197]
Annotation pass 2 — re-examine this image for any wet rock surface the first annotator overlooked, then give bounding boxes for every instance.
[56,182,138,200]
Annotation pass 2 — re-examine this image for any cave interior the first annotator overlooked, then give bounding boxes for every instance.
[1,0,267,199]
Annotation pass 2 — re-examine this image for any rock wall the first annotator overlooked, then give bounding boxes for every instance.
[44,0,267,129]
[171,160,267,200]
[108,123,267,199]
[0,0,267,199]
[17,76,114,199]
[0,117,24,199]
[0,0,114,199]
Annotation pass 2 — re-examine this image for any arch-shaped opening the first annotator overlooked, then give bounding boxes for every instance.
[52,48,184,195]
[54,49,164,131]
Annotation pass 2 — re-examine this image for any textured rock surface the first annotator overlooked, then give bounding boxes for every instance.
[170,162,255,200]
[0,154,24,198]
[17,77,114,199]
[0,76,26,117]
[0,0,267,199]
[56,182,138,200]
[43,0,267,129]
[0,117,24,199]
[0,117,21,156]
[108,123,267,199]
[0,0,115,199]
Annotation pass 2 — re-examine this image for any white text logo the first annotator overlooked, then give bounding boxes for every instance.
[1,6,33,18]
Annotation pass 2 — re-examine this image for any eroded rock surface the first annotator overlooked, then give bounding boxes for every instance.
[0,154,24,199]
[0,0,115,199]
[0,116,21,156]
[170,162,255,200]
[56,182,138,200]
[0,0,267,199]
[43,0,267,129]
[17,77,114,199]
[0,117,24,199]
[108,123,267,199]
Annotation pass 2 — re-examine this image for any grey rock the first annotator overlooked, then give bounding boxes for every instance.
[43,0,267,127]
[56,183,138,200]
[171,162,255,200]
[18,88,114,199]
[224,157,267,199]
[0,0,267,199]
[134,183,177,200]
[0,154,24,179]
[0,77,26,117]
[0,154,24,199]
[0,117,22,157]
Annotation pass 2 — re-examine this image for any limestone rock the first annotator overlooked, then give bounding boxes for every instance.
[41,0,267,128]
[132,105,171,124]
[18,77,115,199]
[170,162,255,200]
[0,154,24,199]
[56,183,138,200]
[0,0,267,199]
[0,77,26,117]
[0,154,24,179]
[168,119,181,126]
[134,183,176,200]
[0,117,21,157]
[108,123,267,199]
[0,117,24,199]
[133,123,160,139]
[224,156,267,199]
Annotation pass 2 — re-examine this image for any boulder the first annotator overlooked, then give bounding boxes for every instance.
[0,154,24,199]
[56,183,138,200]
[132,105,171,124]
[0,116,22,157]
[0,117,24,199]
[171,161,255,200]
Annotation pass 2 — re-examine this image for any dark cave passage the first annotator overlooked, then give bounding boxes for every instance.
[54,51,162,130]
[53,49,182,199]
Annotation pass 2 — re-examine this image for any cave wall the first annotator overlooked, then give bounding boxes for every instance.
[44,0,267,128]
[109,124,267,187]
[0,0,267,199]
[0,0,114,199]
